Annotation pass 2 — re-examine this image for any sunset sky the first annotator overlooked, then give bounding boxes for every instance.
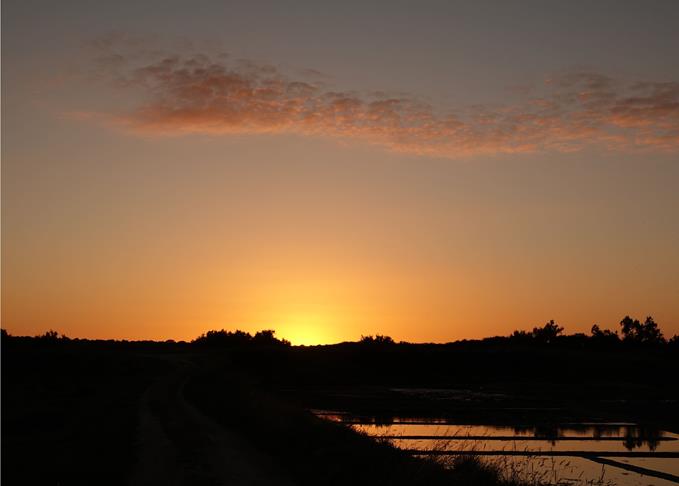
[3,0,679,344]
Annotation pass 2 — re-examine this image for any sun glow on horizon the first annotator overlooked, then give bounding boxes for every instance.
[276,312,341,346]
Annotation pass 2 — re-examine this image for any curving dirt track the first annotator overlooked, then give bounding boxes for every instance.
[130,361,294,486]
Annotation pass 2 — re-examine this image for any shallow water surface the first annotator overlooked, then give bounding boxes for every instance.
[314,412,679,486]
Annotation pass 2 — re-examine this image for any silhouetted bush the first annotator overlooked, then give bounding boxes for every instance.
[39,330,60,341]
[359,334,395,346]
[509,320,563,344]
[192,329,290,347]
[590,324,620,345]
[509,329,532,343]
[254,329,291,346]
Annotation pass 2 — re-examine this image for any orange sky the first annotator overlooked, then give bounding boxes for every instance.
[2,1,679,343]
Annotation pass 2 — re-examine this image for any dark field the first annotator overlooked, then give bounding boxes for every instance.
[2,326,678,485]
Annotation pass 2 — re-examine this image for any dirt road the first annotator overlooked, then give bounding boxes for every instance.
[130,362,294,486]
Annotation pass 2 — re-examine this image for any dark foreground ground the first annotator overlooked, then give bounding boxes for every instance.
[2,332,678,485]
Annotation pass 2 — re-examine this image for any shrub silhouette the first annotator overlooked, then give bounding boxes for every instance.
[510,320,563,344]
[253,329,291,346]
[590,324,620,345]
[41,330,60,341]
[192,329,290,347]
[359,335,395,345]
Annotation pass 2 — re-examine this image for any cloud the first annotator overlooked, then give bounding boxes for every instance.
[82,45,679,158]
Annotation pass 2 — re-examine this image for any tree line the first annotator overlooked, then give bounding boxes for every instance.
[1,314,676,348]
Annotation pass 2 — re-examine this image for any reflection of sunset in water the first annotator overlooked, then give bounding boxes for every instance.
[318,413,679,486]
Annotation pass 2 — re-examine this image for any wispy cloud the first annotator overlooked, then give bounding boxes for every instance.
[79,41,679,158]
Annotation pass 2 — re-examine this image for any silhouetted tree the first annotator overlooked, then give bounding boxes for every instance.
[640,316,664,344]
[531,320,564,343]
[38,330,60,342]
[619,316,665,344]
[620,316,641,342]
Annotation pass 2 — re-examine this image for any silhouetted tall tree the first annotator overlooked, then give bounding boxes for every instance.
[619,316,665,344]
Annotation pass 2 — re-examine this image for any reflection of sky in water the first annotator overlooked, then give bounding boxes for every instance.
[345,423,678,453]
[316,413,679,452]
[604,457,679,476]
[463,455,679,486]
[315,413,679,486]
[386,437,678,454]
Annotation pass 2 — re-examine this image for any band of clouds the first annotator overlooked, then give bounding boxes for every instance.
[78,40,679,158]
